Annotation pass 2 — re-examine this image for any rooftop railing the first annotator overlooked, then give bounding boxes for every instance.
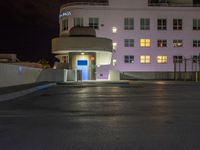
[61,1,109,7]
[148,2,200,7]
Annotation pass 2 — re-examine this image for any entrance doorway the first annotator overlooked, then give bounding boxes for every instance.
[77,60,88,80]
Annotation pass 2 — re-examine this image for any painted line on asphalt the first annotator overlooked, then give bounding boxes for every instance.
[0,83,56,102]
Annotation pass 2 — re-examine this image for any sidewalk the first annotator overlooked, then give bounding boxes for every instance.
[0,82,56,102]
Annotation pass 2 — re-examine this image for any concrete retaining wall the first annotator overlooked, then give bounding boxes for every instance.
[0,63,42,87]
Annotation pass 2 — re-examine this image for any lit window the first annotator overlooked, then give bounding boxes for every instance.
[124,18,134,30]
[157,56,168,64]
[124,56,134,64]
[62,19,68,31]
[140,18,150,30]
[193,19,200,30]
[157,40,167,47]
[173,19,182,30]
[193,40,200,47]
[89,18,99,29]
[113,59,117,66]
[140,39,150,48]
[74,17,84,27]
[124,39,134,47]
[173,40,183,47]
[113,43,117,51]
[157,19,167,30]
[112,27,118,33]
[140,55,150,64]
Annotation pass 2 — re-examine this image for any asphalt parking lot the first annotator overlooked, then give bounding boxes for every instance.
[0,81,200,150]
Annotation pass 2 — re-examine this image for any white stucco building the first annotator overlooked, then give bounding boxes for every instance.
[52,0,200,80]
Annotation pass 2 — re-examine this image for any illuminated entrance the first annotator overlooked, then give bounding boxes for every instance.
[77,60,88,80]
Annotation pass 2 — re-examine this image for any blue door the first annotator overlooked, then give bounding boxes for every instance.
[77,60,88,80]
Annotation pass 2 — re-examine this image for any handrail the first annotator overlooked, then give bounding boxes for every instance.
[61,2,109,8]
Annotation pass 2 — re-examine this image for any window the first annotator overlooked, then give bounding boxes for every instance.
[173,40,183,47]
[140,39,151,48]
[193,19,200,30]
[192,55,200,63]
[62,19,68,31]
[89,18,99,29]
[140,55,150,64]
[140,18,150,30]
[157,19,167,30]
[74,17,83,27]
[124,18,134,30]
[124,39,134,47]
[157,56,168,64]
[173,19,182,30]
[173,56,183,63]
[157,40,167,47]
[193,40,200,47]
[124,55,134,63]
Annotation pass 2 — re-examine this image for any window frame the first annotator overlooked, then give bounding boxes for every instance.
[124,55,134,64]
[173,19,182,30]
[124,18,134,30]
[140,55,151,64]
[193,19,200,30]
[140,39,151,48]
[124,39,134,47]
[140,18,150,30]
[173,40,183,48]
[74,17,84,27]
[157,39,167,48]
[157,18,167,30]
[157,56,168,64]
[89,17,99,29]
[62,19,68,31]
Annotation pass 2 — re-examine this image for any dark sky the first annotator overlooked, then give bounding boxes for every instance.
[0,0,68,63]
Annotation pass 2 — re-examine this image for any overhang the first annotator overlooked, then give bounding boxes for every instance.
[52,37,113,53]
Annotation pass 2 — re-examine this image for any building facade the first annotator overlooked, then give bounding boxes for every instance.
[52,0,200,80]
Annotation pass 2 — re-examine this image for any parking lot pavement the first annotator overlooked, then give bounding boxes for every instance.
[0,81,200,150]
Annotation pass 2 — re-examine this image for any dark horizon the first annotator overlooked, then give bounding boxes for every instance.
[0,0,69,64]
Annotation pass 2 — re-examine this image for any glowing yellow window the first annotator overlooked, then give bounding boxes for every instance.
[140,39,150,48]
[140,55,150,64]
[157,56,168,64]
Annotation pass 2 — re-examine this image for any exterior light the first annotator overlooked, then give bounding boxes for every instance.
[113,42,117,51]
[91,57,95,61]
[113,59,117,66]
[112,27,118,33]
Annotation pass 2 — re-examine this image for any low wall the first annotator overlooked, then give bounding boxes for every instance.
[36,69,79,82]
[120,72,198,80]
[0,63,42,87]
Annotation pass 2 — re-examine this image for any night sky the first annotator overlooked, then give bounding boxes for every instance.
[0,0,69,64]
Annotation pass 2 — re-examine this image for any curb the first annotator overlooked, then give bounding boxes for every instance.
[0,83,56,102]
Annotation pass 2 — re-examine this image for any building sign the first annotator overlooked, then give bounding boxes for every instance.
[59,11,72,18]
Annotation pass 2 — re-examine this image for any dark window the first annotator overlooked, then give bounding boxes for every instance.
[141,18,150,30]
[124,18,134,30]
[89,18,99,29]
[193,19,200,30]
[157,40,167,47]
[173,19,182,30]
[173,56,183,63]
[193,40,200,47]
[157,19,167,30]
[124,55,134,63]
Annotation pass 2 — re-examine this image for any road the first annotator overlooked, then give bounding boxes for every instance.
[0,81,200,150]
